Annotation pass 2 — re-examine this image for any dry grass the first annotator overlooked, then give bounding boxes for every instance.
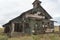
[0,28,60,40]
[8,34,60,40]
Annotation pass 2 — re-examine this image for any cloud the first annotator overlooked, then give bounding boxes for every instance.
[53,17,60,26]
[54,17,60,23]
[41,0,60,17]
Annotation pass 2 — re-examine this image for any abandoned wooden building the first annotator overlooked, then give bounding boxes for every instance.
[3,0,54,36]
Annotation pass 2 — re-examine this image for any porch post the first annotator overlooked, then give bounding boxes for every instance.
[10,23,14,37]
[22,23,24,33]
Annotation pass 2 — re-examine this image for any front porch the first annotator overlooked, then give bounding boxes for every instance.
[5,17,54,37]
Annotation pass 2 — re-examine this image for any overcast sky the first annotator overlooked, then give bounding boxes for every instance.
[0,0,60,27]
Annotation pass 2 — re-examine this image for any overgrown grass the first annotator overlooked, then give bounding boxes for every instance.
[0,28,60,40]
[0,28,8,40]
[8,34,60,40]
[0,35,8,40]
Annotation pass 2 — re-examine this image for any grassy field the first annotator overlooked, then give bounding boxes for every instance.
[0,28,60,40]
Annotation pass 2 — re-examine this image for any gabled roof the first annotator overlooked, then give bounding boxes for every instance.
[3,6,52,27]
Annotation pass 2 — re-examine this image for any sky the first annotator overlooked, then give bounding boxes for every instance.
[0,0,60,27]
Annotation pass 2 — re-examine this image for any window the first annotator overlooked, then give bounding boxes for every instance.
[14,23,23,32]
